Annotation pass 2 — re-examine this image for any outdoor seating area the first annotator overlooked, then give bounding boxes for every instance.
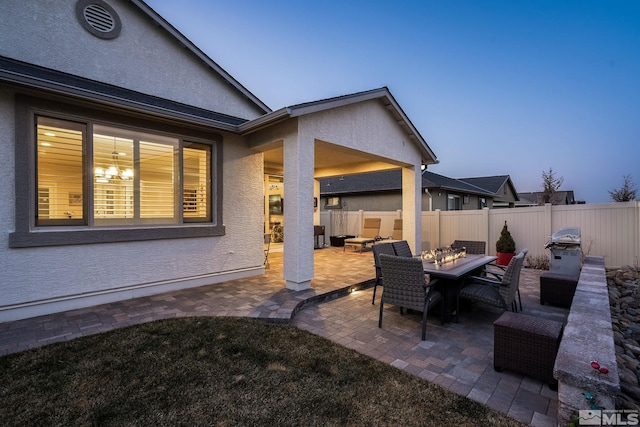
[0,247,570,426]
[343,218,381,253]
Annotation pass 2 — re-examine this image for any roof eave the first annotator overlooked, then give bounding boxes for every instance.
[0,66,241,132]
[237,107,292,135]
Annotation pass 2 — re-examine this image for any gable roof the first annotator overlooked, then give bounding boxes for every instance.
[0,1,271,129]
[459,175,519,201]
[320,169,494,197]
[459,175,509,194]
[131,0,271,114]
[422,171,495,196]
[240,87,438,166]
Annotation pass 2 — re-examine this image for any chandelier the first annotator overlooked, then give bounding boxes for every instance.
[95,138,134,183]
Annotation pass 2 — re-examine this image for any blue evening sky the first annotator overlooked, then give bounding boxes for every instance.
[146,0,639,203]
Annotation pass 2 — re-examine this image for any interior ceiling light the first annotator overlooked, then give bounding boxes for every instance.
[95,138,133,183]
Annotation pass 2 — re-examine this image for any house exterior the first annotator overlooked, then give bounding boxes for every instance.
[0,0,437,322]
[459,175,519,208]
[515,190,581,207]
[320,170,497,212]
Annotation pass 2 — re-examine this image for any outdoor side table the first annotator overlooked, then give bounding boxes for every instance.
[493,311,564,387]
[540,272,579,308]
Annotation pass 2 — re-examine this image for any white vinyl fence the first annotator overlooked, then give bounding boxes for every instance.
[320,201,640,268]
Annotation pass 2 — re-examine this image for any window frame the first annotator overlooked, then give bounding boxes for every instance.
[10,95,224,248]
[447,194,461,211]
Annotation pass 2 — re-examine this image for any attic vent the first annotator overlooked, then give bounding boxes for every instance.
[76,0,122,39]
[84,5,115,32]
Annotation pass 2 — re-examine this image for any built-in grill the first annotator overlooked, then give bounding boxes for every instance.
[544,227,582,276]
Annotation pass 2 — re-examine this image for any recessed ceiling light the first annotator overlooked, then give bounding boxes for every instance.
[44,132,56,137]
[41,142,52,147]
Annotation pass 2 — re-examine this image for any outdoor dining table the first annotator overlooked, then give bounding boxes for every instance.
[421,254,498,322]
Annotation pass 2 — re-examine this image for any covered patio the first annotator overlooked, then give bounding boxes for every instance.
[0,246,567,426]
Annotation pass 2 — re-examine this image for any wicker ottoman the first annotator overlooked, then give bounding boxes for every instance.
[493,311,563,387]
[540,272,579,308]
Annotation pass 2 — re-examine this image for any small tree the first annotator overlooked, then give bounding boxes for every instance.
[496,221,516,253]
[609,175,637,202]
[540,167,564,205]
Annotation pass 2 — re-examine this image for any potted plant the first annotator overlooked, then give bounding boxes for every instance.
[495,221,516,266]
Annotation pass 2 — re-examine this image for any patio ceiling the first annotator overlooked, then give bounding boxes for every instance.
[263,140,403,178]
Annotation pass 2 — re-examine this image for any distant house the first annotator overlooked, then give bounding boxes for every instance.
[515,191,581,207]
[320,170,498,211]
[459,175,520,208]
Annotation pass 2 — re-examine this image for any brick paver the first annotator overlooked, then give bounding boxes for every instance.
[0,246,567,426]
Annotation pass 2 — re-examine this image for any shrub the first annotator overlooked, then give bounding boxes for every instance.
[495,221,516,253]
[526,254,549,270]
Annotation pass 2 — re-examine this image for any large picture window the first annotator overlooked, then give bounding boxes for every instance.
[36,117,212,227]
[11,95,223,248]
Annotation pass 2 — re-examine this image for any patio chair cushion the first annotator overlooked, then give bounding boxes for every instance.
[344,218,381,252]
[457,252,525,318]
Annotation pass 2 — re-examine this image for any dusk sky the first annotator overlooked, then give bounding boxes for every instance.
[146,0,639,204]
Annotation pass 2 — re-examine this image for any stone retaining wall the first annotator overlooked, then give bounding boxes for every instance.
[554,256,621,425]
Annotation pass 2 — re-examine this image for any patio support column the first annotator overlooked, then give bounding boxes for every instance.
[401,166,422,254]
[282,134,314,291]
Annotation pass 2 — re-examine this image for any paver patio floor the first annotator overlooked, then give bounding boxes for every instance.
[0,246,568,426]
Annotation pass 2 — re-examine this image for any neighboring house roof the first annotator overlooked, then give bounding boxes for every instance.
[459,175,519,201]
[516,191,577,206]
[320,169,494,197]
[241,87,439,166]
[421,171,495,197]
[0,56,250,131]
[131,0,271,114]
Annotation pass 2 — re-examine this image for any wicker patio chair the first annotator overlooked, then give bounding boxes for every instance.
[451,240,486,255]
[343,218,381,253]
[456,251,525,321]
[484,248,528,311]
[378,254,443,340]
[372,242,396,305]
[391,240,413,258]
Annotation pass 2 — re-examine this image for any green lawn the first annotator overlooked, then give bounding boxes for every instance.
[0,317,525,426]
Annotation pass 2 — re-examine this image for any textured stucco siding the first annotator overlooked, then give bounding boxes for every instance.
[0,0,264,119]
[0,89,264,308]
[299,100,424,166]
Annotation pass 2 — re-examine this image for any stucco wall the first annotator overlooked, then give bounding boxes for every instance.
[299,100,424,167]
[0,90,264,313]
[0,0,265,119]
